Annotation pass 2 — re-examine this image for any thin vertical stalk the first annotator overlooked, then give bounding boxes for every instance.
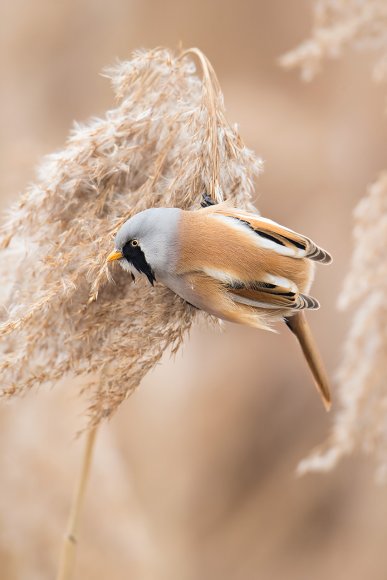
[56,427,98,580]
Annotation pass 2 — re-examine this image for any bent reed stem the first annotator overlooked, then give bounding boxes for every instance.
[179,47,221,202]
[56,427,98,580]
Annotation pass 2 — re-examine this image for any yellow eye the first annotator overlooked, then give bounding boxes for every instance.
[130,239,139,247]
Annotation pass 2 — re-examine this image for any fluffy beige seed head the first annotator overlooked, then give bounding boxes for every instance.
[0,48,262,426]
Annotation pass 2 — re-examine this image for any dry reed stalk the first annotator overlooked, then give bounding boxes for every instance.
[281,1,387,480]
[0,392,144,579]
[56,428,97,580]
[0,47,262,426]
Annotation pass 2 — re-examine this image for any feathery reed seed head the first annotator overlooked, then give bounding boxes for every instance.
[0,48,262,425]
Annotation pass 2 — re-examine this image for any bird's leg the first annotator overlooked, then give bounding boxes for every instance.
[200,193,216,208]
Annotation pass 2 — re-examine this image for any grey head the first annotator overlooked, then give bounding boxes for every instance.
[113,207,181,285]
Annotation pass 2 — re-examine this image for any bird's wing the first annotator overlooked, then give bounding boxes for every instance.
[207,205,332,264]
[224,278,320,311]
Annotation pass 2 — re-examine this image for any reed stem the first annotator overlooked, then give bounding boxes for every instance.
[56,427,98,580]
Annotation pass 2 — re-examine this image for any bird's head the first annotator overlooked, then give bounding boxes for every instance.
[107,207,181,285]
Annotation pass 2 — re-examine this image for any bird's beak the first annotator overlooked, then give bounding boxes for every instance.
[107,249,123,262]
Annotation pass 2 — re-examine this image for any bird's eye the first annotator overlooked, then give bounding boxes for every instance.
[130,239,139,247]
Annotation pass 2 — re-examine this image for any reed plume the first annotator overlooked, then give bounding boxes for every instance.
[282,1,387,480]
[0,48,262,426]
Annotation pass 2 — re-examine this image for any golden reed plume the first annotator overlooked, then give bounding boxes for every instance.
[0,48,262,427]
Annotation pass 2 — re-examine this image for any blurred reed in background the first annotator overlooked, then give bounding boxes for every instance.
[283,0,387,482]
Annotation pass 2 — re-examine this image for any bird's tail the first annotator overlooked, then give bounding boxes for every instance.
[285,312,332,411]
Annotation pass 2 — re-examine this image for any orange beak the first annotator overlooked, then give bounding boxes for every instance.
[107,249,123,262]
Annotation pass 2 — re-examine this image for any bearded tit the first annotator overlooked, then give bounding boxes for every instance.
[107,197,332,410]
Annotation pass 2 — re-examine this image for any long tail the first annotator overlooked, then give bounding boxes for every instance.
[284,312,332,411]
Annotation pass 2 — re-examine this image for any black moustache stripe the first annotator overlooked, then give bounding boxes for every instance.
[122,242,156,286]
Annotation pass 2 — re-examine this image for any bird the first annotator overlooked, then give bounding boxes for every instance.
[107,196,332,410]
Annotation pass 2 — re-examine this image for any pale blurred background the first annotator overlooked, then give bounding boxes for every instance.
[1,1,386,579]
